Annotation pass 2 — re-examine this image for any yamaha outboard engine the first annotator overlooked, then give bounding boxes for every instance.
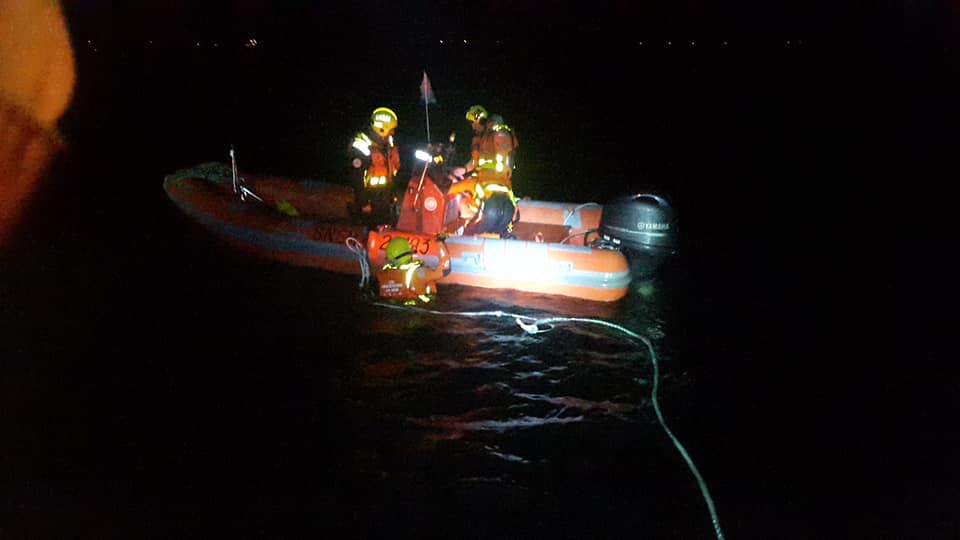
[597,193,677,278]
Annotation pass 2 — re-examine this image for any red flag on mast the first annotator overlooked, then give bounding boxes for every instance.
[420,71,437,104]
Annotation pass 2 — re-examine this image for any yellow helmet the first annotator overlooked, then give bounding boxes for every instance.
[465,105,488,123]
[371,107,398,137]
[385,236,414,265]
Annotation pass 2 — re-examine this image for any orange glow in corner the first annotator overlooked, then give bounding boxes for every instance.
[0,0,75,244]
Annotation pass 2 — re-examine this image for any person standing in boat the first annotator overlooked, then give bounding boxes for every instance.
[350,106,401,226]
[446,105,519,237]
[459,104,518,189]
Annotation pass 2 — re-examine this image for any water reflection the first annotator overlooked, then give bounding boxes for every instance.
[347,279,674,485]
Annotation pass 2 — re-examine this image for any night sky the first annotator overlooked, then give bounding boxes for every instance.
[64,0,957,44]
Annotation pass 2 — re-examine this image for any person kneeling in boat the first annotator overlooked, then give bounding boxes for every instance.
[443,177,518,238]
[444,105,519,237]
[376,237,442,305]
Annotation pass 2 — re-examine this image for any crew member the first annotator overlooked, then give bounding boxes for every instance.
[376,236,442,305]
[456,104,518,188]
[446,105,519,237]
[350,106,401,225]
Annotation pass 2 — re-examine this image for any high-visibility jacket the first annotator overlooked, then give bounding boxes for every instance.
[446,177,517,207]
[351,131,399,189]
[470,120,517,188]
[445,177,518,235]
[377,260,439,304]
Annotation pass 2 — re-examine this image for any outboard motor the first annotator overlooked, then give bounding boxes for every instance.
[597,193,677,278]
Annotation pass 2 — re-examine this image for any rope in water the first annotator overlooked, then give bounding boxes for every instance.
[370,302,726,540]
[346,235,723,539]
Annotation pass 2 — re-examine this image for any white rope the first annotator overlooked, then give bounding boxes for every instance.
[562,202,602,226]
[559,229,600,245]
[345,237,370,289]
[513,316,724,540]
[370,302,725,540]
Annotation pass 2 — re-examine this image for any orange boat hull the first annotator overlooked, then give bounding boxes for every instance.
[164,168,633,302]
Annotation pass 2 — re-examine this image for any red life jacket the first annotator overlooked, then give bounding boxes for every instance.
[352,131,399,188]
[376,261,437,304]
[471,120,518,187]
[368,143,400,184]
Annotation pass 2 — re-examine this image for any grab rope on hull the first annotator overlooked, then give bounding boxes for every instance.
[345,237,370,289]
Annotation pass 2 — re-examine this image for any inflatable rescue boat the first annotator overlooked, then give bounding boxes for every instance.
[163,150,676,302]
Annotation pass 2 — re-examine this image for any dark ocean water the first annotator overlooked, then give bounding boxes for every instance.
[3,14,958,540]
